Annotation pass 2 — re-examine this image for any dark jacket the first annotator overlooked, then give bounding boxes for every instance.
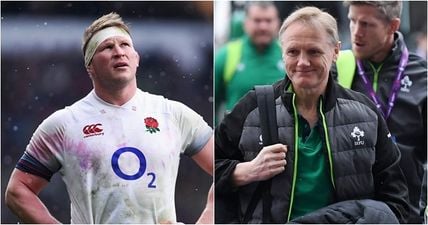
[289,199,399,224]
[333,31,427,223]
[215,75,410,223]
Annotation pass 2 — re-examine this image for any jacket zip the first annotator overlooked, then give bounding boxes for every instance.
[287,93,299,222]
[286,95,335,222]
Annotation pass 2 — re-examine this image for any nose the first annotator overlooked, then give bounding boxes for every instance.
[112,44,125,57]
[258,19,271,31]
[297,53,310,67]
[353,23,364,38]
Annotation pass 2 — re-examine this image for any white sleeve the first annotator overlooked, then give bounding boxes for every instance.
[170,101,212,156]
[25,109,67,173]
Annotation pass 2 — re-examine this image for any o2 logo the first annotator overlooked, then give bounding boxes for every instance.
[111,147,156,188]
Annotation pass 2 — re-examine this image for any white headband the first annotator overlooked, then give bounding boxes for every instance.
[84,26,133,67]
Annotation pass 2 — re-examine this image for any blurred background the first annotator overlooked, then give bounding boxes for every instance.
[215,1,427,57]
[1,1,213,223]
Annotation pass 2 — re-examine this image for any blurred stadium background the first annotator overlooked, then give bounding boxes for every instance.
[215,1,427,58]
[1,1,213,223]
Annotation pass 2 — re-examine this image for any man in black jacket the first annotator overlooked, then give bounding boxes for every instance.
[215,6,410,224]
[335,2,427,223]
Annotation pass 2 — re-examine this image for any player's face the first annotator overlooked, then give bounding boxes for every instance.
[88,36,140,89]
[348,4,395,62]
[281,22,339,91]
[245,5,280,48]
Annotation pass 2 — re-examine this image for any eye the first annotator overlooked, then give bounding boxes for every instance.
[286,49,299,57]
[100,43,113,50]
[253,18,262,24]
[308,49,322,56]
[121,42,130,47]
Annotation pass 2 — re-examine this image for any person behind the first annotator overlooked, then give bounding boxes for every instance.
[415,28,427,60]
[5,12,213,224]
[334,1,427,222]
[215,6,410,224]
[215,1,284,123]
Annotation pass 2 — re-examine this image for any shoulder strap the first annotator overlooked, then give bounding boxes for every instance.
[224,39,243,85]
[242,85,278,224]
[336,49,356,88]
[255,85,278,145]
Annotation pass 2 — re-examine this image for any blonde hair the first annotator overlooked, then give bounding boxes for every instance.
[344,1,402,22]
[279,6,339,46]
[82,12,131,56]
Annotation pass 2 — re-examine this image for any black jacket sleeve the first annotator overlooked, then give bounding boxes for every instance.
[215,79,286,194]
[289,199,399,224]
[215,90,257,195]
[214,91,258,224]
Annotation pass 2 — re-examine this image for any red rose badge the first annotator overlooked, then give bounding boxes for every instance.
[144,117,160,133]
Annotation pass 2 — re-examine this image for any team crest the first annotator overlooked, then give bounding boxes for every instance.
[400,75,412,93]
[144,117,160,134]
[351,126,365,146]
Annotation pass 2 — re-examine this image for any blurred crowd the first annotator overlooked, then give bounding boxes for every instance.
[216,1,427,56]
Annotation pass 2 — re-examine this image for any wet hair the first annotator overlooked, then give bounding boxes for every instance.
[343,1,402,22]
[279,6,339,46]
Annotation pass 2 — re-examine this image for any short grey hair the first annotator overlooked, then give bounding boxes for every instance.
[343,1,402,22]
[244,1,278,17]
[279,6,339,46]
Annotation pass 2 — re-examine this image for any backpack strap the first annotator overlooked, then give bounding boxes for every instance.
[224,39,243,85]
[336,49,356,88]
[242,85,278,223]
[255,85,278,145]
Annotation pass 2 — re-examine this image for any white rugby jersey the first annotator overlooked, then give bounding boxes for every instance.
[20,89,212,223]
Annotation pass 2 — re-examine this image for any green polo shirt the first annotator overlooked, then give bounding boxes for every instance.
[215,35,284,111]
[290,115,334,220]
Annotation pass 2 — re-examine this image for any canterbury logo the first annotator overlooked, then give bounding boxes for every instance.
[83,123,104,138]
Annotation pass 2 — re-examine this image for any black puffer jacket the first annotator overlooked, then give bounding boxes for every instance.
[289,199,399,224]
[333,32,427,223]
[215,75,410,223]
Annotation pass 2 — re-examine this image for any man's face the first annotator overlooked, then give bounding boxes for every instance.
[281,22,339,91]
[244,5,280,48]
[348,4,394,62]
[88,36,140,89]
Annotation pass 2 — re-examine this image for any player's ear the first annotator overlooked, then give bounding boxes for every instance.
[86,64,94,77]
[135,51,140,67]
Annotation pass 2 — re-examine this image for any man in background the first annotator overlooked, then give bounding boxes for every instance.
[335,1,427,222]
[215,1,284,123]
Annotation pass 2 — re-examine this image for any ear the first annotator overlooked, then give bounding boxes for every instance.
[333,41,341,62]
[135,51,140,67]
[86,64,94,77]
[388,18,400,35]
